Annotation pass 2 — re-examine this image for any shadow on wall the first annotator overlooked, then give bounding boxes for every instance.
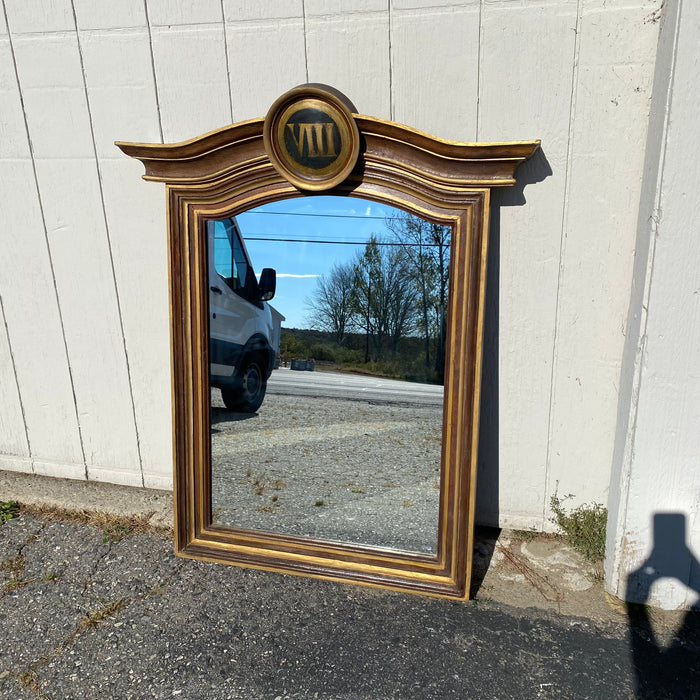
[476,147,552,529]
[625,513,700,697]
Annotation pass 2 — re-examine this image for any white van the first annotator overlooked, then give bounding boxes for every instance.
[207,217,284,412]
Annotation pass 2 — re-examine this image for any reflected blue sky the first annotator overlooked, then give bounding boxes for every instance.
[238,196,403,329]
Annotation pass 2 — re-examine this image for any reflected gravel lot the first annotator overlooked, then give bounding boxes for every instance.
[210,372,443,554]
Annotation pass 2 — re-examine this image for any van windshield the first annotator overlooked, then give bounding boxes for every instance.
[212,219,250,296]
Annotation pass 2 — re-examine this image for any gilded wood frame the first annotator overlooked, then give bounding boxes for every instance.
[117,95,538,600]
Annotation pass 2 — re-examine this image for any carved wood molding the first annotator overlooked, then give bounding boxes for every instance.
[116,117,538,189]
[117,85,539,600]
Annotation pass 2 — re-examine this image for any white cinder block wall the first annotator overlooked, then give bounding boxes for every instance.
[0,1,697,608]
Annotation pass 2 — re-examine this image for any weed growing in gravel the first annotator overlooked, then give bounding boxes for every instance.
[3,578,34,594]
[0,501,18,524]
[2,556,35,593]
[347,481,366,494]
[255,506,277,513]
[250,472,285,496]
[550,492,607,563]
[102,519,133,543]
[314,499,325,507]
[79,598,127,629]
[1,554,25,577]
[251,472,267,495]
[18,670,41,693]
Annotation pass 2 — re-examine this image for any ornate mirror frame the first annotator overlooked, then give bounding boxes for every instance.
[117,85,539,600]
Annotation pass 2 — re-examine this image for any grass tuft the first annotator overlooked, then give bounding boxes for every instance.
[79,598,127,630]
[0,501,18,525]
[550,493,607,563]
[17,503,172,539]
[18,670,41,692]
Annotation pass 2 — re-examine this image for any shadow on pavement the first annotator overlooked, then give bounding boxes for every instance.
[210,405,259,429]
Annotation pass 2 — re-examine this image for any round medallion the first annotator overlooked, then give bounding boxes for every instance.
[264,85,360,191]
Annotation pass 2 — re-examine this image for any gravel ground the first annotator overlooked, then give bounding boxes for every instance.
[211,388,442,554]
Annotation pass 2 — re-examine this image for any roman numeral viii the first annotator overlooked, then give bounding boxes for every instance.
[286,123,338,158]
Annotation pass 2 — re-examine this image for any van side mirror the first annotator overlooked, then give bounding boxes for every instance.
[259,268,276,301]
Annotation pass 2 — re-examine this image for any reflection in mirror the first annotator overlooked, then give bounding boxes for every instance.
[209,196,451,555]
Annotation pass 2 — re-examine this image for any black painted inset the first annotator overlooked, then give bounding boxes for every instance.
[282,107,342,170]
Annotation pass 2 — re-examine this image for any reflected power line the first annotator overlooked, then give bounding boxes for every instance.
[244,237,449,247]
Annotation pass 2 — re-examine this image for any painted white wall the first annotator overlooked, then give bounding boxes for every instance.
[0,0,170,487]
[606,0,700,610]
[0,0,696,607]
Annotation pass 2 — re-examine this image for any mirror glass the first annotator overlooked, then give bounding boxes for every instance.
[208,196,451,555]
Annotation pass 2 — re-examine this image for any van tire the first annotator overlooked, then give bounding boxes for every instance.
[221,356,267,413]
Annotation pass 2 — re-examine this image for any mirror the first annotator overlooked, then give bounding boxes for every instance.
[116,85,538,599]
[208,197,450,555]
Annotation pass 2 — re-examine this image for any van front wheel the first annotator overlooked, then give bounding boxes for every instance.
[221,356,267,413]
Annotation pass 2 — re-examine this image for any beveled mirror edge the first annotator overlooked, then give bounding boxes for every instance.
[118,101,538,601]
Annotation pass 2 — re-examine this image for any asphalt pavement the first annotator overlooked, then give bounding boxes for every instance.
[2,472,700,699]
[267,366,444,406]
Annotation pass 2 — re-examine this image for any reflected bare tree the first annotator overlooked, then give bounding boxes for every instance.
[386,212,450,375]
[305,213,450,382]
[350,236,417,362]
[306,261,355,345]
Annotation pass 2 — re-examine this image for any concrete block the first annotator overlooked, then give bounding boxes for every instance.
[4,0,73,34]
[79,29,161,156]
[33,157,141,482]
[305,0,387,14]
[147,0,223,26]
[226,19,306,121]
[11,32,83,88]
[306,9,390,118]
[73,0,146,30]
[143,472,173,491]
[0,160,85,470]
[150,25,231,142]
[392,0,478,8]
[31,458,86,481]
[0,455,33,474]
[12,34,94,159]
[0,306,29,459]
[0,35,31,159]
[391,5,479,140]
[99,158,172,490]
[224,0,303,22]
